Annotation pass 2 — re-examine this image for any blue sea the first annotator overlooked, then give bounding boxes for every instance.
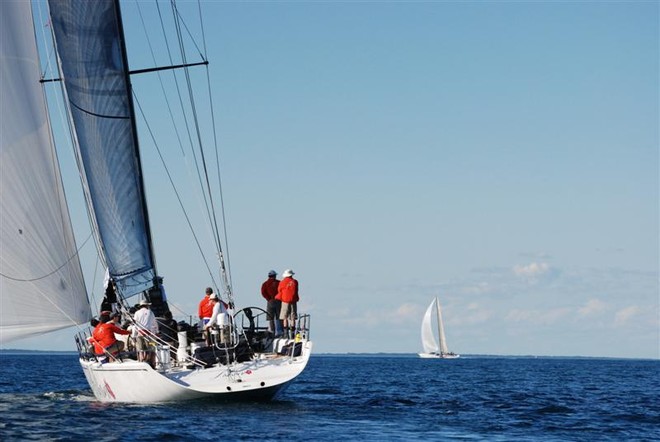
[0,354,658,441]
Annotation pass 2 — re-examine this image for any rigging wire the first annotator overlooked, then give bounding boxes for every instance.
[132,93,220,291]
[168,0,233,299]
[133,0,233,300]
[171,1,223,257]
[135,2,185,157]
[165,1,233,301]
[157,0,217,239]
[90,255,100,312]
[198,10,234,291]
[162,0,217,237]
[171,0,206,60]
[158,0,224,280]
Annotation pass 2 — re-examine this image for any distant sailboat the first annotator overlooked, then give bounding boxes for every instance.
[418,298,459,359]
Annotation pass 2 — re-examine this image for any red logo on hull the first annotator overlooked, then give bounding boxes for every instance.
[104,380,116,400]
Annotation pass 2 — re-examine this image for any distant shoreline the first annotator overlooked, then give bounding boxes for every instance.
[0,349,78,355]
[0,349,655,360]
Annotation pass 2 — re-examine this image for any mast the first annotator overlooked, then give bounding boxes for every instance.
[437,298,449,355]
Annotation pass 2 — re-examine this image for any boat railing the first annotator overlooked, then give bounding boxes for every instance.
[75,309,312,368]
[295,314,311,340]
[74,330,94,358]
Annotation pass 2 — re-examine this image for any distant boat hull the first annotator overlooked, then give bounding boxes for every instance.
[418,352,460,359]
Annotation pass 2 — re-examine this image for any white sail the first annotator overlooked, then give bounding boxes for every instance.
[420,298,439,354]
[419,297,459,359]
[0,0,91,344]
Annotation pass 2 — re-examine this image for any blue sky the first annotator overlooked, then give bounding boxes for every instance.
[12,0,658,358]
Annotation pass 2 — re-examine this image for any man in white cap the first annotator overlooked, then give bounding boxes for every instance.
[204,293,229,344]
[261,270,282,337]
[133,299,159,366]
[276,269,299,339]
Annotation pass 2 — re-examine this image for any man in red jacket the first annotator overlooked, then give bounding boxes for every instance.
[276,269,299,339]
[92,312,130,360]
[261,270,282,336]
[198,287,214,328]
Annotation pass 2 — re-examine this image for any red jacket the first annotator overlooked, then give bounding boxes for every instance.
[198,295,214,319]
[261,277,280,301]
[92,321,129,354]
[90,323,104,355]
[276,277,299,304]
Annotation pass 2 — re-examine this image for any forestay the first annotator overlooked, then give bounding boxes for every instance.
[0,0,90,344]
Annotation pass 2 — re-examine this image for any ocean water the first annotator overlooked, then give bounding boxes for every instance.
[0,354,658,441]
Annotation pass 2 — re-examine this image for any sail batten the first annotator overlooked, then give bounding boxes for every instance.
[0,0,91,344]
[48,0,156,297]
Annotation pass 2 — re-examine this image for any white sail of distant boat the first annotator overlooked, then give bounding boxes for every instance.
[418,298,459,359]
[1,0,312,402]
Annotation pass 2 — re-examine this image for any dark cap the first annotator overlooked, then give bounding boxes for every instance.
[205,287,213,294]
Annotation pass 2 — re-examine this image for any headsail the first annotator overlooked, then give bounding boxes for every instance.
[0,0,91,344]
[48,0,156,297]
[420,298,439,354]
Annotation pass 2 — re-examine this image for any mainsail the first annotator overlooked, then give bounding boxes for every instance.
[0,0,91,344]
[48,0,156,297]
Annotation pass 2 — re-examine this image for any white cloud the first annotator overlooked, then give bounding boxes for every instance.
[339,302,420,327]
[513,262,550,278]
[614,305,639,326]
[395,302,418,320]
[451,308,492,326]
[327,307,351,319]
[505,307,571,325]
[578,298,607,317]
[462,282,492,295]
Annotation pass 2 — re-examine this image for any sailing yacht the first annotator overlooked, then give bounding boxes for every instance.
[418,298,459,359]
[0,0,312,402]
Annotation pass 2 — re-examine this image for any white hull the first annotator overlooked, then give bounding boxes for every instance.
[81,339,312,402]
[418,352,460,359]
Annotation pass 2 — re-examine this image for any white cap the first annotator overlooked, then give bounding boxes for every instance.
[282,269,294,277]
[209,293,219,300]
